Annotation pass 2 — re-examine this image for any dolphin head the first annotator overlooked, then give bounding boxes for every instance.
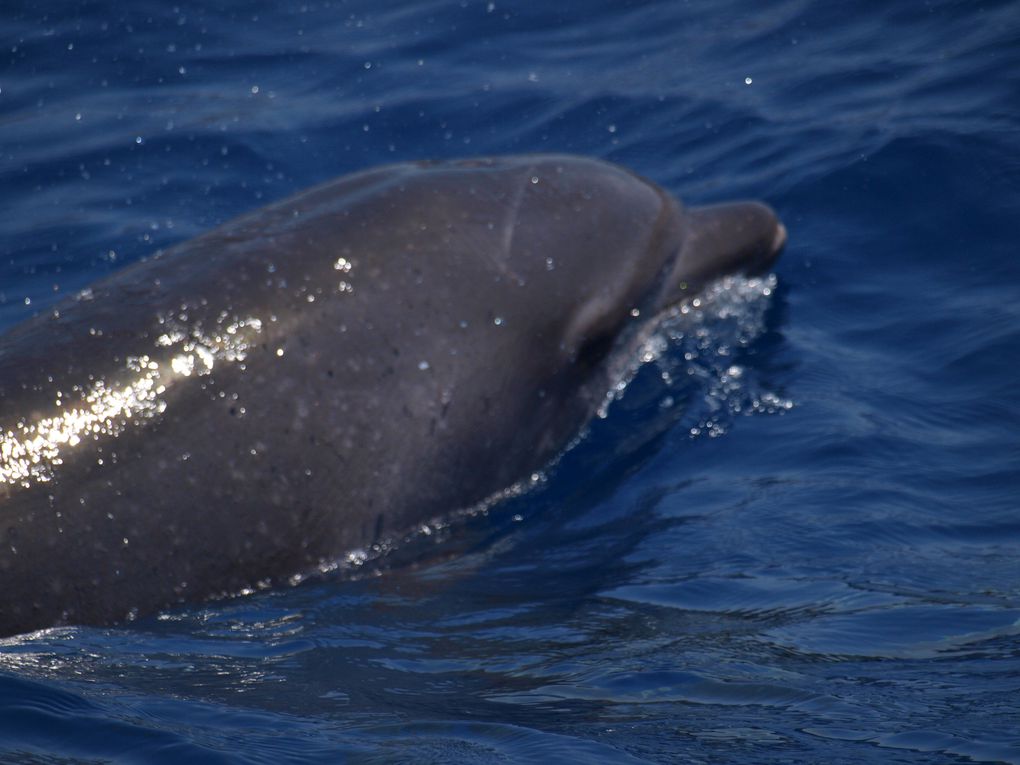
[536,159,786,376]
[653,200,786,312]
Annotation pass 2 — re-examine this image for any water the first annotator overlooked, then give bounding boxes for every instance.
[2,0,1019,762]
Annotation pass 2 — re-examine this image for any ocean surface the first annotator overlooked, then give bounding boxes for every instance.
[2,1,1019,762]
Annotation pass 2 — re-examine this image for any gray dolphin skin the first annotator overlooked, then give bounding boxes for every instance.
[0,155,785,636]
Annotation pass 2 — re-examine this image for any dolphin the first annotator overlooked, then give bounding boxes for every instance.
[0,155,785,636]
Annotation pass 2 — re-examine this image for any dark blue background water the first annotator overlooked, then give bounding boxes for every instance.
[2,1,1019,762]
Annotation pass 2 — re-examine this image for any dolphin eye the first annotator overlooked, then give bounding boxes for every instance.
[574,328,616,372]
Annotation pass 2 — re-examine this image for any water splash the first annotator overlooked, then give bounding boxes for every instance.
[600,274,792,437]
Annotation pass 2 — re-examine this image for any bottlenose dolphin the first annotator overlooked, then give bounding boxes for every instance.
[0,155,785,636]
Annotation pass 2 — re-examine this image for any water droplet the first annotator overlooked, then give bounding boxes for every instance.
[418,360,430,371]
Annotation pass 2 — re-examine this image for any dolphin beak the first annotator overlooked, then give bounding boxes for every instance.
[657,201,786,309]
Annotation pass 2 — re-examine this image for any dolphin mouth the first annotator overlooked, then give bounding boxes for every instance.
[770,222,788,264]
[654,200,786,310]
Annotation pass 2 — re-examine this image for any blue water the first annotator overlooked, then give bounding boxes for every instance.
[2,0,1019,762]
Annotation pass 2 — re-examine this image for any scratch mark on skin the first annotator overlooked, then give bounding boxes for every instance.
[495,167,532,285]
